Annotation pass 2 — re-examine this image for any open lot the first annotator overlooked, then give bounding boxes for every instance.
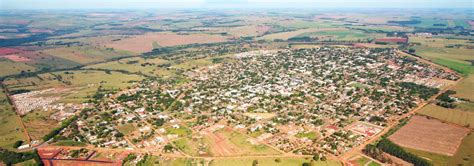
[389,115,470,156]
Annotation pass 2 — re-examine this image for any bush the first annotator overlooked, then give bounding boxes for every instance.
[13,140,23,148]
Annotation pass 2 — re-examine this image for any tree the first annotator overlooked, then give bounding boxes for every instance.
[302,162,311,166]
[13,140,23,148]
[252,160,258,166]
[313,154,320,161]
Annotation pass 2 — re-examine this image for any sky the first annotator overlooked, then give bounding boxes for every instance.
[1,0,473,9]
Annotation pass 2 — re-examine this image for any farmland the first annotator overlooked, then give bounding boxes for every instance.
[418,103,474,128]
[389,116,469,156]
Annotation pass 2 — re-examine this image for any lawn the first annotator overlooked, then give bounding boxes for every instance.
[210,157,342,166]
[0,90,27,150]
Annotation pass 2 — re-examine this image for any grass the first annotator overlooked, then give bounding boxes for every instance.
[448,132,474,166]
[116,123,136,136]
[42,46,131,65]
[295,131,318,140]
[403,146,452,165]
[0,58,35,77]
[452,75,474,101]
[21,110,59,141]
[418,104,474,128]
[53,140,86,147]
[217,129,280,155]
[172,137,210,156]
[0,90,26,150]
[85,57,174,77]
[293,29,385,41]
[166,125,192,137]
[160,158,205,166]
[210,157,342,166]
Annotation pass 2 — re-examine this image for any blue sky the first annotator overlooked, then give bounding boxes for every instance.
[1,0,473,9]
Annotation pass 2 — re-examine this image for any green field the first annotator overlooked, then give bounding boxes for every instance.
[210,157,342,166]
[296,29,384,41]
[0,90,26,150]
[0,58,35,77]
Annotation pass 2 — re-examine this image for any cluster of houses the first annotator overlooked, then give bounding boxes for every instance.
[53,47,456,157]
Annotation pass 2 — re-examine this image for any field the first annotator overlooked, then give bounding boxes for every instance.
[409,36,474,76]
[85,57,173,77]
[404,132,474,166]
[294,29,385,41]
[418,103,474,128]
[3,70,144,103]
[451,75,474,101]
[203,128,280,157]
[21,110,59,140]
[105,32,229,53]
[259,28,344,41]
[0,58,35,77]
[389,115,470,156]
[210,157,342,166]
[0,90,26,150]
[41,46,132,65]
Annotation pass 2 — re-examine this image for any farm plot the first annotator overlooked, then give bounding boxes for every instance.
[105,32,230,53]
[389,115,470,156]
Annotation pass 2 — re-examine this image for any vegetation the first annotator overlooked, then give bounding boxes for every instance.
[0,149,42,165]
[42,115,78,141]
[377,139,431,166]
